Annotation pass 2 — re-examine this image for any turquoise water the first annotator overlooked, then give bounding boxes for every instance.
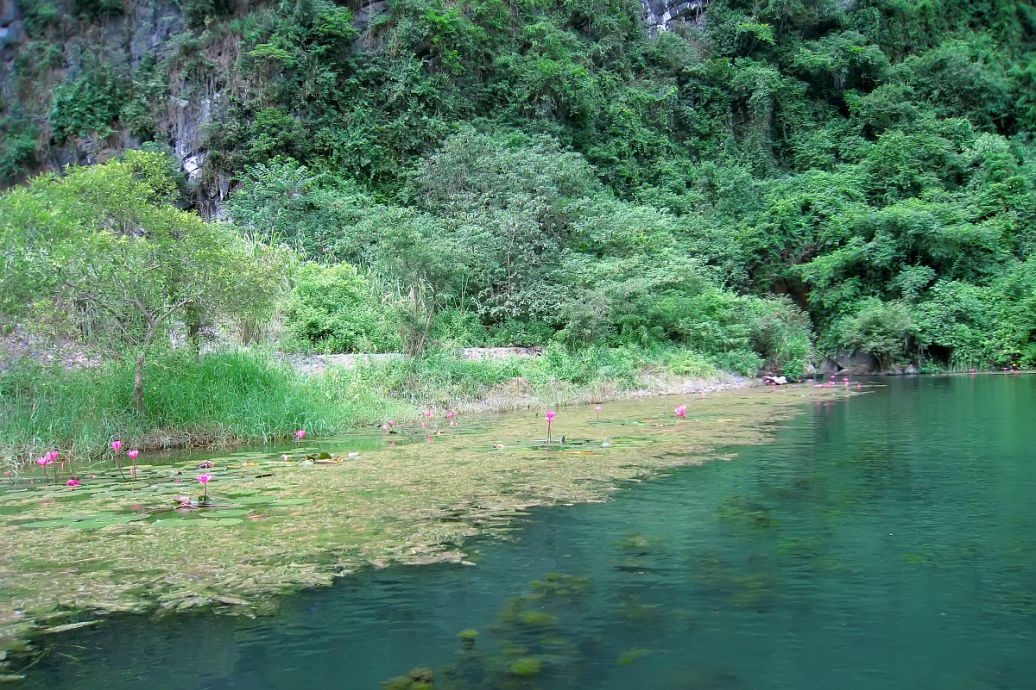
[22,375,1036,689]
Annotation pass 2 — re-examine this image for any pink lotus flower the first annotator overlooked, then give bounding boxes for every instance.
[388,420,396,427]
[126,449,139,461]
[45,450,59,463]
[594,405,602,413]
[35,456,51,466]
[674,405,687,418]
[196,473,211,484]
[545,410,555,422]
[111,440,122,453]
[294,429,306,441]
[66,478,80,488]
[422,410,433,418]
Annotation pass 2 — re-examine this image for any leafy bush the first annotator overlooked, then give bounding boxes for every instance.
[282,263,401,353]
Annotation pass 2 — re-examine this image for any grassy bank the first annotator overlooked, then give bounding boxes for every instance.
[0,384,849,679]
[0,346,734,471]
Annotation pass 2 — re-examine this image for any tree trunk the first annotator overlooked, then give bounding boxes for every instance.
[133,351,146,414]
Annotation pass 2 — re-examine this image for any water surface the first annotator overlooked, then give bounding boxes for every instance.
[23,375,1036,689]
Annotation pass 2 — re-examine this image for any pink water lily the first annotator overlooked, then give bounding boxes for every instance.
[196,472,212,500]
[66,478,80,488]
[35,456,51,466]
[45,450,59,463]
[422,410,433,418]
[294,429,306,441]
[111,440,122,453]
[126,448,141,480]
[545,410,556,444]
[674,405,687,418]
[594,405,602,420]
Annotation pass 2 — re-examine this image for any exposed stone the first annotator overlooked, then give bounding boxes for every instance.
[640,0,708,34]
[847,349,880,375]
[818,357,841,375]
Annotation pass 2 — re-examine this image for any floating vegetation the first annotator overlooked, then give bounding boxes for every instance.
[0,385,847,672]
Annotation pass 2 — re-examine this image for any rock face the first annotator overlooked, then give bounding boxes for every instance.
[639,0,708,34]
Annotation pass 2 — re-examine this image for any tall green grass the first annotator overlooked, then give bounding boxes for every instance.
[0,350,406,469]
[1,344,725,471]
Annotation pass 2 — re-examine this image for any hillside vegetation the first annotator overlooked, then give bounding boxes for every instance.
[2,0,1036,377]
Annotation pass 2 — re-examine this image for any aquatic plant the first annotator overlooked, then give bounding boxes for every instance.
[381,667,435,690]
[618,648,651,665]
[545,410,555,443]
[111,439,125,478]
[294,429,306,441]
[447,411,457,427]
[617,533,651,555]
[456,628,478,649]
[35,455,54,482]
[529,573,588,597]
[127,449,140,479]
[66,478,79,488]
[595,404,602,420]
[675,405,687,418]
[508,657,542,677]
[196,473,212,501]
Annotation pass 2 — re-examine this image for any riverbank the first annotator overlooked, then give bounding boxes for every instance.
[0,346,746,471]
[0,384,850,680]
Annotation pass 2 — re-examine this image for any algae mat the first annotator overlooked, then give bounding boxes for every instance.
[0,385,848,674]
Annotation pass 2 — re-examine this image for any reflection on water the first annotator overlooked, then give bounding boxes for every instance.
[23,375,1036,689]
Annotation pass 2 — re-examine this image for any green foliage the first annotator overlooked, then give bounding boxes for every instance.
[0,349,395,463]
[48,69,126,142]
[4,0,1036,372]
[0,152,288,409]
[283,263,401,353]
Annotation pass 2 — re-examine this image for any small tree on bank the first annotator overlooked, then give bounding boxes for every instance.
[0,151,285,412]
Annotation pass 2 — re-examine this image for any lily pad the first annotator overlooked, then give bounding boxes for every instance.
[200,509,250,518]
[232,496,277,505]
[272,498,313,506]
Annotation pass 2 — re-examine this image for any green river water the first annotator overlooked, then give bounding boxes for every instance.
[20,374,1036,689]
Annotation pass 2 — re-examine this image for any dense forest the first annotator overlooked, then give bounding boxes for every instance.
[2,0,1036,374]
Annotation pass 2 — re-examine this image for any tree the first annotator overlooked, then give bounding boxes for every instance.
[0,152,286,412]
